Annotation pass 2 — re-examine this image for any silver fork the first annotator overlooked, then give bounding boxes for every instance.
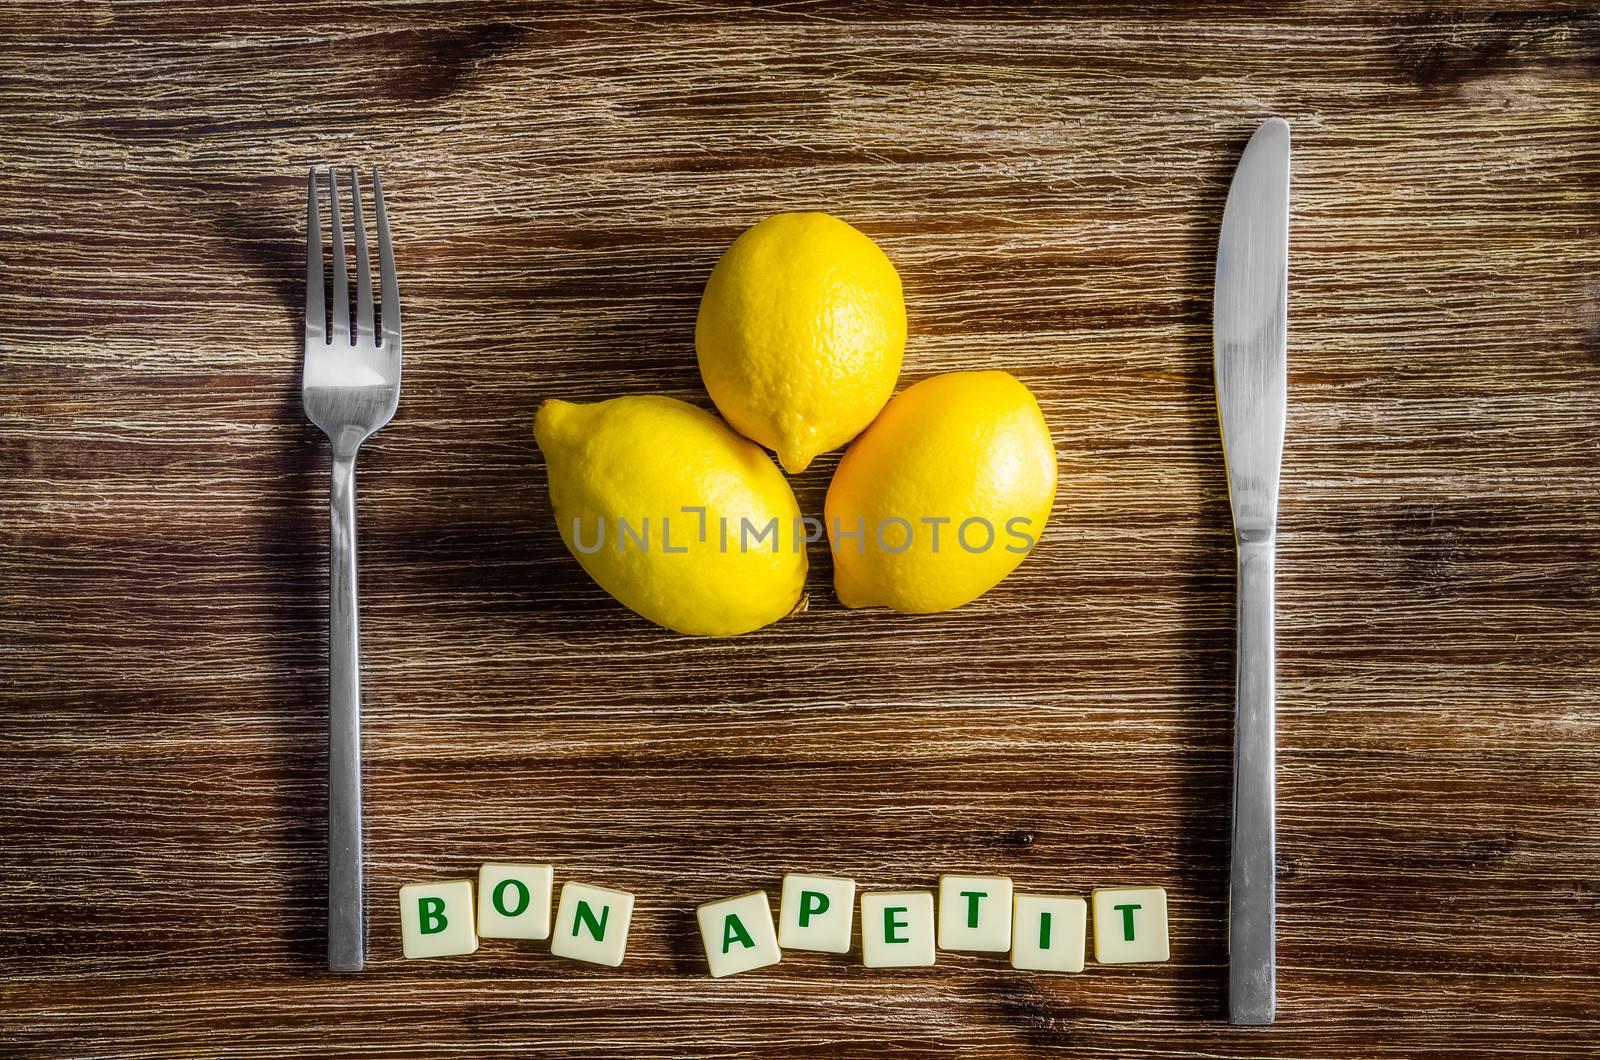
[303,167,401,973]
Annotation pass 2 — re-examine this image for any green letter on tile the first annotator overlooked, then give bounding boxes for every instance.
[961,890,987,928]
[884,905,909,944]
[493,878,530,918]
[418,896,447,935]
[799,890,830,927]
[574,900,609,941]
[1114,903,1141,942]
[1038,910,1052,949]
[722,914,755,954]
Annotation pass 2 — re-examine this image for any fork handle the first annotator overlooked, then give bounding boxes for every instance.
[328,448,365,972]
[1229,533,1276,1023]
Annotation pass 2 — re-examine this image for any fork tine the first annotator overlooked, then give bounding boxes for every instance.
[373,169,400,346]
[350,168,374,344]
[305,168,324,344]
[327,168,349,344]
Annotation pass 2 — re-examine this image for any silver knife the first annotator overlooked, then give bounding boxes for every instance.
[1214,116,1289,1026]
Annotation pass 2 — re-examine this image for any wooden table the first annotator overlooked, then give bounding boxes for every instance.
[5,3,1598,1056]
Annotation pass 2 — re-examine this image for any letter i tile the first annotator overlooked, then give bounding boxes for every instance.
[1010,893,1086,973]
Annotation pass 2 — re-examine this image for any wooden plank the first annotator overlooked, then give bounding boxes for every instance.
[3,1,1598,1055]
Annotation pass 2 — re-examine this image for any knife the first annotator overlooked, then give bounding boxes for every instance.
[1214,116,1289,1026]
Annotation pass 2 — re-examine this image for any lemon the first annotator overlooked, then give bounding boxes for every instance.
[696,212,905,473]
[534,396,807,636]
[825,371,1056,614]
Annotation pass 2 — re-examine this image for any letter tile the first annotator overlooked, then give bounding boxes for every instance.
[1091,886,1170,964]
[777,873,856,954]
[937,873,1013,952]
[1010,893,1086,973]
[860,891,936,968]
[477,863,554,941]
[550,881,635,967]
[697,890,782,978]
[399,879,478,959]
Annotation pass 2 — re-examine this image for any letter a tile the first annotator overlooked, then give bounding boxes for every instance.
[697,890,782,977]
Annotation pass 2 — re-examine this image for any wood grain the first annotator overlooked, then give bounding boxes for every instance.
[3,2,1599,1056]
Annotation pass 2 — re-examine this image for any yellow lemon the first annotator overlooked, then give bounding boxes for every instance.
[696,212,905,473]
[534,396,807,636]
[825,371,1056,614]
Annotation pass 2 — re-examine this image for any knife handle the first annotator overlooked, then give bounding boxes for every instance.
[1230,534,1276,1024]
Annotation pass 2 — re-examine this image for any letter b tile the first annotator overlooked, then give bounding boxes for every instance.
[400,879,479,959]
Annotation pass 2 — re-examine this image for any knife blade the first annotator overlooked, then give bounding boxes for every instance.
[1214,116,1289,1027]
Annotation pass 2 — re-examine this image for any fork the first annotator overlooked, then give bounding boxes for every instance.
[303,167,401,973]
